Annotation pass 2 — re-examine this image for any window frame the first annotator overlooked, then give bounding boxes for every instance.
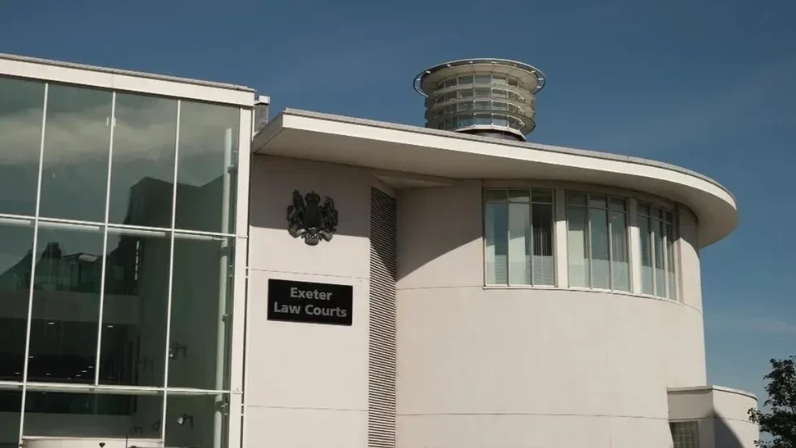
[638,201,678,300]
[565,191,631,292]
[483,188,556,287]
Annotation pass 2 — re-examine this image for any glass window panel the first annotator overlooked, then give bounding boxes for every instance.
[666,222,677,299]
[493,101,508,110]
[567,192,587,206]
[168,234,234,390]
[475,75,491,84]
[165,394,229,448]
[639,215,654,295]
[507,190,530,202]
[0,218,35,383]
[460,88,473,98]
[588,194,607,209]
[532,189,553,204]
[493,116,508,127]
[609,198,626,212]
[22,390,162,440]
[458,117,473,127]
[444,78,456,88]
[508,203,531,285]
[653,219,666,297]
[567,207,589,287]
[0,391,21,447]
[459,102,473,111]
[492,75,507,85]
[28,223,104,384]
[485,203,508,284]
[589,208,610,289]
[493,89,508,98]
[175,101,239,233]
[474,101,490,110]
[475,88,490,97]
[532,203,555,285]
[109,93,178,228]
[508,78,518,86]
[39,84,112,222]
[639,203,650,216]
[610,211,629,291]
[0,77,44,216]
[665,211,674,223]
[99,227,171,387]
[474,115,491,125]
[483,189,506,202]
[458,75,473,85]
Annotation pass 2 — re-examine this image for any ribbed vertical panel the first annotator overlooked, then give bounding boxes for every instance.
[369,187,397,448]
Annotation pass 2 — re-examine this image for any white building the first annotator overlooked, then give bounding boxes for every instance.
[0,53,757,448]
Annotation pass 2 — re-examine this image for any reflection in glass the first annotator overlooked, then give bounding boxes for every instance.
[610,211,630,291]
[639,216,654,295]
[165,394,228,448]
[0,77,44,216]
[532,203,555,286]
[168,235,234,390]
[109,93,178,227]
[0,391,21,447]
[22,390,162,439]
[666,222,676,299]
[175,101,238,233]
[0,219,35,382]
[508,203,531,285]
[589,208,610,289]
[484,203,508,284]
[99,228,171,387]
[28,223,103,383]
[653,220,666,296]
[567,206,589,287]
[39,84,112,222]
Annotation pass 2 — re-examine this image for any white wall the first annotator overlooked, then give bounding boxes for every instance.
[396,184,708,448]
[245,156,373,448]
[669,386,759,448]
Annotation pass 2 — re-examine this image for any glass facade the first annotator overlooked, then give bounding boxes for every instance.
[0,74,244,447]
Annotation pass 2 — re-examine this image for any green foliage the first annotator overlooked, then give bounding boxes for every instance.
[748,356,796,448]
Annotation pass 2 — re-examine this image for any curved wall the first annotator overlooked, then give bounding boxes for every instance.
[396,180,708,448]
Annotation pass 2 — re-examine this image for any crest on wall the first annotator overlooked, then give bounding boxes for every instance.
[287,190,338,246]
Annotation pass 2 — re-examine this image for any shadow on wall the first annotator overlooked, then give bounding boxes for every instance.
[712,410,750,448]
[395,181,483,283]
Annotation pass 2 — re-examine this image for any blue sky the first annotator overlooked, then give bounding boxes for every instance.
[1,0,795,401]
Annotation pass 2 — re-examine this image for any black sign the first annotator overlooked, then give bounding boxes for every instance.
[267,279,353,326]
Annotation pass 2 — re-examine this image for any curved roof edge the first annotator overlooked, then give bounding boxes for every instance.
[254,108,738,247]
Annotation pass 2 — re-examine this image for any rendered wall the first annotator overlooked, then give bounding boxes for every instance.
[669,387,759,448]
[396,182,708,448]
[245,156,373,448]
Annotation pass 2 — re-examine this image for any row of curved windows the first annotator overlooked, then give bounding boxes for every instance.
[435,73,521,90]
[484,188,678,300]
[433,100,527,117]
[433,86,526,104]
[434,114,525,131]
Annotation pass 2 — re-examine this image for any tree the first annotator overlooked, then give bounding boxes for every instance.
[748,356,796,448]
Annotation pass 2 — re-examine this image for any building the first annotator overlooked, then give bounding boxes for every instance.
[0,53,757,448]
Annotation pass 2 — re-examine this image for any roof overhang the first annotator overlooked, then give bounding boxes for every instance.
[253,109,738,248]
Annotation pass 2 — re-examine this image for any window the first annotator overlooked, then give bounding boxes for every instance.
[670,421,699,448]
[484,189,554,286]
[567,192,629,291]
[639,203,677,299]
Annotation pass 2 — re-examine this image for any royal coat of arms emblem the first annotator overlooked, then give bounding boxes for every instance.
[287,190,338,245]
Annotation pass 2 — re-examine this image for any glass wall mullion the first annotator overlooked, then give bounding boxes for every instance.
[161,99,182,440]
[18,82,49,446]
[662,226,670,299]
[607,209,614,290]
[94,92,116,386]
[504,199,510,285]
[528,191,534,286]
[650,222,658,296]
[586,199,594,289]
